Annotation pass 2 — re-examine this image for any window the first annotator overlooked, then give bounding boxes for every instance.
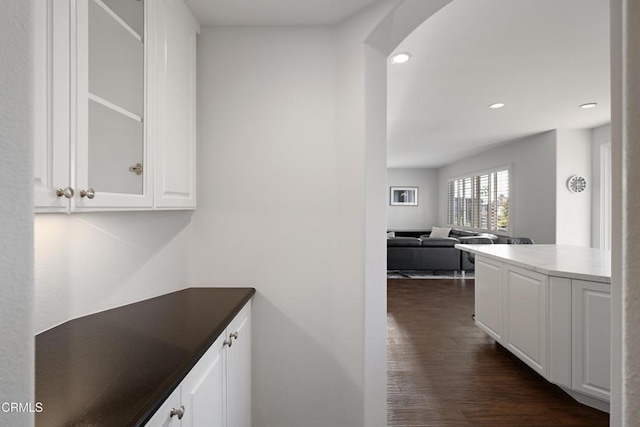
[447,168,509,232]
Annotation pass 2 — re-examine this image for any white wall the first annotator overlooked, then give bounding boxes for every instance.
[387,168,438,230]
[437,131,557,243]
[590,123,611,248]
[192,26,350,426]
[189,5,398,422]
[34,212,193,332]
[555,129,592,246]
[0,0,33,425]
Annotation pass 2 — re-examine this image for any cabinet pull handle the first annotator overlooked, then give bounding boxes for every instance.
[55,187,75,199]
[224,332,239,348]
[170,405,185,420]
[80,188,95,199]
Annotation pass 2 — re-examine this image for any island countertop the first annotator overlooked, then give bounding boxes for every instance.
[455,244,611,283]
[35,287,255,427]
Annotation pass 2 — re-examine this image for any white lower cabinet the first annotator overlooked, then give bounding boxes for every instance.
[473,255,611,409]
[145,302,251,427]
[572,280,611,401]
[474,257,503,342]
[146,385,182,427]
[503,265,547,377]
[226,303,252,427]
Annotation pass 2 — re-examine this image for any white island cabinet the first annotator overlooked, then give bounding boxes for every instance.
[458,244,611,412]
[572,279,611,402]
[474,257,503,342]
[145,302,252,427]
[503,265,548,378]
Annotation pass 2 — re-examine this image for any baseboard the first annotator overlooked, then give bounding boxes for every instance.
[560,387,610,413]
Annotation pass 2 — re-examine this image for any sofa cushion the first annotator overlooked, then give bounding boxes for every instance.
[476,233,499,241]
[387,237,421,247]
[457,236,495,244]
[458,233,499,242]
[421,237,458,247]
[429,226,451,238]
[450,229,476,237]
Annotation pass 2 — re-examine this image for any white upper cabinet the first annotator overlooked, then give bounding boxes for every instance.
[154,0,198,209]
[34,0,71,212]
[34,0,199,213]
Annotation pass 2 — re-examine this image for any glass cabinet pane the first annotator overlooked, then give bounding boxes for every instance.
[100,0,144,36]
[88,0,143,117]
[88,100,143,195]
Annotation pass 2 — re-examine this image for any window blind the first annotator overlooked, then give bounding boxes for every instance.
[447,169,509,232]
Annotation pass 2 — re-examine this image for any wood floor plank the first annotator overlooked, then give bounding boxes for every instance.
[387,278,609,426]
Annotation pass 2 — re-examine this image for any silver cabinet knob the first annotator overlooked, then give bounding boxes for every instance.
[55,187,74,198]
[170,406,185,420]
[80,188,96,199]
[224,331,239,347]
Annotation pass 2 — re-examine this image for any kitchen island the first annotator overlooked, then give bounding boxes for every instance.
[456,244,611,412]
[35,287,255,426]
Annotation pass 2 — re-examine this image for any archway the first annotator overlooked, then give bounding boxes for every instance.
[362,0,629,424]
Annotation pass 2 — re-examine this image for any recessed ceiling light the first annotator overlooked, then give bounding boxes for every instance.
[580,103,598,109]
[489,103,505,109]
[390,52,411,64]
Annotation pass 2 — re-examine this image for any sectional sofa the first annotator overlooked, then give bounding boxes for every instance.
[387,228,500,272]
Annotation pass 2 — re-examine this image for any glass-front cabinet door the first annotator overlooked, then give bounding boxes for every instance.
[75,0,152,210]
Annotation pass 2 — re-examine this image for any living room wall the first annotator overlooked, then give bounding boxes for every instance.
[434,126,608,246]
[437,131,557,243]
[387,167,438,231]
[556,129,593,246]
[590,123,612,249]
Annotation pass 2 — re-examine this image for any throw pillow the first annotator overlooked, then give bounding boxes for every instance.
[429,226,451,238]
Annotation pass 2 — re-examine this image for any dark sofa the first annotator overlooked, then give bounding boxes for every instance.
[387,228,499,272]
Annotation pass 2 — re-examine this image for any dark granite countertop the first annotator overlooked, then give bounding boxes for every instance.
[35,287,255,427]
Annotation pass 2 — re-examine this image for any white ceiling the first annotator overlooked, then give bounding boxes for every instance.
[182,0,611,169]
[182,0,378,25]
[387,0,611,168]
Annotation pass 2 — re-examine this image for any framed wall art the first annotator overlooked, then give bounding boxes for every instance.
[390,187,418,206]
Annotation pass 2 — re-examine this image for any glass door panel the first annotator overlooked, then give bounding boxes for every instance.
[88,0,143,117]
[88,100,143,194]
[100,0,144,36]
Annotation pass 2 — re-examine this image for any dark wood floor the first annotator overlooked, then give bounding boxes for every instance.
[387,278,610,426]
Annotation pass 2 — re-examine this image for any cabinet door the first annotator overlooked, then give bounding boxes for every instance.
[144,385,182,427]
[474,256,503,342]
[547,276,572,388]
[180,333,226,427]
[227,302,252,427]
[34,0,72,212]
[74,0,152,210]
[503,265,547,377]
[572,280,611,401]
[154,0,198,209]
